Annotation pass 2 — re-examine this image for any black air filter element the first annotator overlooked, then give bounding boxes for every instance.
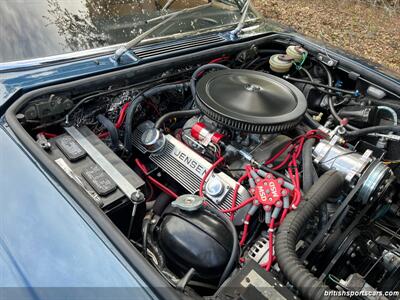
[195,70,307,133]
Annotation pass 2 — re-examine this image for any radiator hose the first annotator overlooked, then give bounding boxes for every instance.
[96,114,120,149]
[301,138,317,192]
[275,170,347,300]
[206,205,239,287]
[124,82,189,152]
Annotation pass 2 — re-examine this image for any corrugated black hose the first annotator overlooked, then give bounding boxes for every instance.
[275,170,347,300]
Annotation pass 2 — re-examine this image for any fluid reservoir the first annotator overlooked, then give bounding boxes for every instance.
[157,195,233,280]
[269,54,293,73]
[286,45,307,62]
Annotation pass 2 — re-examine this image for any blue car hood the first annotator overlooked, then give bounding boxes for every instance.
[0,126,155,300]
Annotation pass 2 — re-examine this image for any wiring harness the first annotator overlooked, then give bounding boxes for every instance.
[197,129,326,271]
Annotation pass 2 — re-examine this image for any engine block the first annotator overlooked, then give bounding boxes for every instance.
[133,122,251,225]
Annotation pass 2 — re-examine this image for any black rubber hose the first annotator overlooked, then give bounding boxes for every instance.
[190,63,230,98]
[317,62,359,131]
[125,63,227,147]
[61,71,197,126]
[344,125,400,140]
[152,193,172,216]
[259,164,291,183]
[124,82,189,152]
[284,75,358,96]
[328,96,358,131]
[275,170,346,300]
[312,166,319,183]
[206,206,239,287]
[302,138,316,193]
[302,138,325,228]
[319,202,329,231]
[304,112,321,129]
[142,219,151,259]
[299,67,314,82]
[257,49,284,55]
[363,98,400,112]
[96,114,120,149]
[299,67,332,95]
[154,108,201,129]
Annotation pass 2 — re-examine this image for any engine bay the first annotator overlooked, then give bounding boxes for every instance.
[9,38,400,299]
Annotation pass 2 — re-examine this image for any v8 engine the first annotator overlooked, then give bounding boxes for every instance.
[15,42,400,300]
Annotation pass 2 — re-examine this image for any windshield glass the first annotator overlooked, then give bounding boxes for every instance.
[0,0,248,63]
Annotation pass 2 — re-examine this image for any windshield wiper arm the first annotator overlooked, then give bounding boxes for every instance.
[162,0,176,11]
[114,12,179,62]
[230,0,251,38]
[114,0,251,62]
[114,3,214,62]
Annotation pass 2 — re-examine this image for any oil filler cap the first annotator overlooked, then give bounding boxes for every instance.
[206,177,225,197]
[141,128,165,153]
[171,194,204,211]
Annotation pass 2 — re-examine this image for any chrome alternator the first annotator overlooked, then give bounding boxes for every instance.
[313,139,394,203]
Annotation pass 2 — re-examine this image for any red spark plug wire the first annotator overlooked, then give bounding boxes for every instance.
[39,132,58,138]
[197,56,230,77]
[240,214,252,246]
[220,196,256,213]
[199,156,225,197]
[135,159,178,199]
[230,173,249,221]
[265,218,276,271]
[115,102,131,129]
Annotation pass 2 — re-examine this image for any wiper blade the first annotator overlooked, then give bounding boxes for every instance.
[147,3,212,24]
[162,0,241,11]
